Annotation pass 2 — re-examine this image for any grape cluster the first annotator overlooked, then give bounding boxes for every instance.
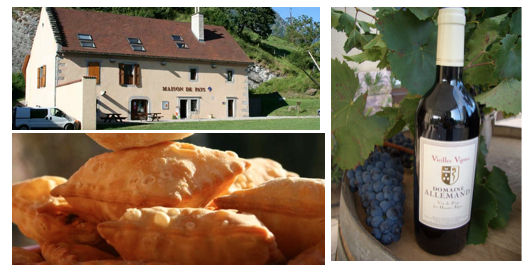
[347,151,406,245]
[386,132,414,168]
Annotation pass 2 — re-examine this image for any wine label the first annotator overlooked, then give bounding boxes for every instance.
[419,137,479,229]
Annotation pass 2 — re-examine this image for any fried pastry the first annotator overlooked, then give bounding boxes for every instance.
[12,176,101,245]
[40,242,118,265]
[86,133,193,150]
[12,247,44,265]
[287,240,325,265]
[225,157,299,194]
[51,142,250,222]
[214,177,325,259]
[97,207,286,264]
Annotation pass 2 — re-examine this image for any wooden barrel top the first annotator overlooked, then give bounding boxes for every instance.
[338,139,522,261]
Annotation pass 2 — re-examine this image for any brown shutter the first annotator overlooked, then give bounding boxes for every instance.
[119,63,125,85]
[88,62,100,84]
[42,65,46,87]
[37,67,41,88]
[134,64,140,85]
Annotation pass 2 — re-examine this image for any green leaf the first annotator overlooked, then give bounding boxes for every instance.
[475,79,522,115]
[338,12,357,35]
[343,49,381,64]
[465,14,508,64]
[398,94,422,137]
[494,35,521,80]
[467,182,497,245]
[331,58,389,170]
[510,8,521,35]
[408,7,438,20]
[475,136,490,184]
[373,7,396,18]
[377,47,390,69]
[464,42,500,86]
[331,8,343,29]
[357,20,372,34]
[469,7,486,16]
[484,167,517,229]
[378,10,437,95]
[363,34,386,50]
[376,106,405,140]
[343,29,369,53]
[481,7,513,21]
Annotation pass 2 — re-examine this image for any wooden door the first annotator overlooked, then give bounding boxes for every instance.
[131,99,148,120]
[88,62,100,84]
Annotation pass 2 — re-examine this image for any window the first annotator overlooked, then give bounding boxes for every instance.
[88,62,100,84]
[119,63,140,85]
[77,33,95,48]
[176,43,188,49]
[189,68,198,81]
[190,99,198,112]
[50,108,66,118]
[171,35,183,41]
[30,109,48,118]
[128,38,145,51]
[226,69,234,82]
[37,65,46,88]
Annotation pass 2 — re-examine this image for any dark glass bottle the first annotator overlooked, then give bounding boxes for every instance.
[413,8,481,256]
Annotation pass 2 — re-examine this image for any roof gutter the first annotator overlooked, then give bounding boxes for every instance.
[59,50,254,65]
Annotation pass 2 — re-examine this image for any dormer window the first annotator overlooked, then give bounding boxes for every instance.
[128,38,145,51]
[171,35,183,41]
[176,43,189,49]
[77,33,95,48]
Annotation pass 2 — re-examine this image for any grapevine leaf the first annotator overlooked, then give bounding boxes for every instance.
[338,12,357,35]
[463,43,500,86]
[510,8,521,35]
[475,79,522,115]
[373,7,396,18]
[465,14,508,63]
[378,10,437,95]
[494,35,521,80]
[398,94,422,137]
[331,8,343,29]
[344,29,369,53]
[343,49,381,64]
[376,106,405,140]
[475,136,490,183]
[469,7,486,17]
[357,20,373,34]
[331,58,389,170]
[481,7,513,21]
[377,47,390,69]
[467,181,497,245]
[364,34,386,50]
[484,167,517,229]
[408,7,438,20]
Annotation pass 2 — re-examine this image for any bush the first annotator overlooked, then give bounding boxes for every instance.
[12,73,25,103]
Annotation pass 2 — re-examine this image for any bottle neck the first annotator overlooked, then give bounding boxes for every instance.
[436,66,463,82]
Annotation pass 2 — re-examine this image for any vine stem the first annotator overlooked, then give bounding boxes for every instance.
[383,141,414,155]
[466,51,484,68]
[355,7,378,20]
[464,60,496,71]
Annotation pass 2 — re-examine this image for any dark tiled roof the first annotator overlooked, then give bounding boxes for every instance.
[52,8,253,64]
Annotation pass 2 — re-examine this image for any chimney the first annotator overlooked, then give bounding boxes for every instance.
[192,7,204,42]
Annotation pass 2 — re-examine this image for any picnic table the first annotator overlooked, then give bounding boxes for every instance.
[148,113,163,121]
[100,113,124,122]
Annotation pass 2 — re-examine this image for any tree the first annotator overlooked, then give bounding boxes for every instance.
[231,8,276,40]
[285,15,320,48]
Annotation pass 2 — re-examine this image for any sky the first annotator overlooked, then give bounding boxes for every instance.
[272,7,320,22]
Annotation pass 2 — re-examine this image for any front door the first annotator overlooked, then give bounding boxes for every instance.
[228,99,234,117]
[180,100,187,119]
[131,99,148,120]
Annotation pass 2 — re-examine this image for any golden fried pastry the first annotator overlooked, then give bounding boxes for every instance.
[51,142,250,222]
[12,176,101,245]
[224,157,299,194]
[287,240,325,265]
[41,242,118,265]
[80,260,166,265]
[12,247,44,265]
[214,177,325,259]
[86,133,193,150]
[98,207,286,265]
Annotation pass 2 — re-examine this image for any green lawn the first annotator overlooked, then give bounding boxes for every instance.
[98,118,319,130]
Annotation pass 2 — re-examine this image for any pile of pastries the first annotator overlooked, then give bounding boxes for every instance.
[12,133,325,265]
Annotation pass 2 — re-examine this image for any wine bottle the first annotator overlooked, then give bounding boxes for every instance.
[414,8,481,255]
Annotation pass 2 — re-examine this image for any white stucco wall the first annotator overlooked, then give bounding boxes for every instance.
[55,77,97,130]
[25,7,58,107]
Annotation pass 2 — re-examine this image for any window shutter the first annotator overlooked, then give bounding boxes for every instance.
[37,67,41,88]
[89,62,100,84]
[134,64,140,85]
[42,65,46,87]
[119,63,125,85]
